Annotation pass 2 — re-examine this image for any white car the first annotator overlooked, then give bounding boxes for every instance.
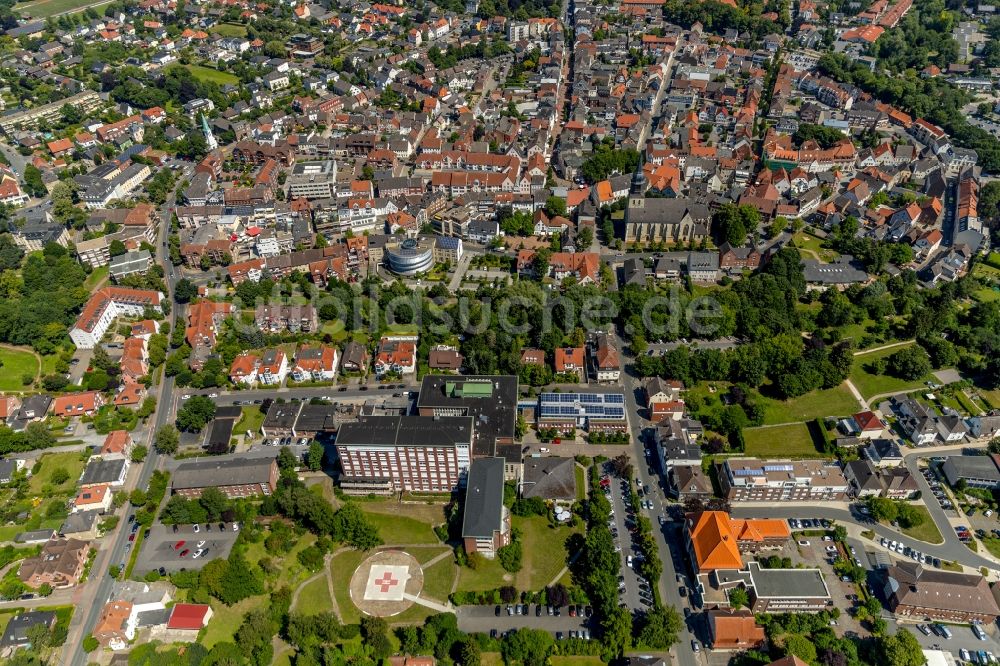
[192,549,205,559]
[196,540,206,548]
[825,545,837,552]
[193,524,200,533]
[626,555,634,567]
[798,540,810,546]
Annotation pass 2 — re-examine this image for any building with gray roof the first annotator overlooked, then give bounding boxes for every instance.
[462,457,510,558]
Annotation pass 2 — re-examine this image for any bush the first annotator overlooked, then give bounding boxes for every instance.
[83,636,99,653]
[498,541,523,573]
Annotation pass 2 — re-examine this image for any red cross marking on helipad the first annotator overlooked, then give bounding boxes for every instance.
[374,572,399,593]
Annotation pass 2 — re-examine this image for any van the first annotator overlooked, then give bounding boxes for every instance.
[539,447,549,453]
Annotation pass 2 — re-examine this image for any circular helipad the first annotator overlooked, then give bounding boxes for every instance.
[349,549,424,617]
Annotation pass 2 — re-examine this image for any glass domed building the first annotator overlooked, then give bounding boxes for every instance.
[385,237,435,275]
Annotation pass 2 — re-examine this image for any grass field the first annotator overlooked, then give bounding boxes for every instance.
[294,575,333,615]
[421,557,457,602]
[744,423,824,458]
[850,344,933,399]
[83,265,109,291]
[575,465,587,500]
[210,23,247,37]
[896,506,942,545]
[234,407,266,438]
[202,596,260,648]
[29,451,85,495]
[758,384,859,424]
[185,64,240,86]
[14,0,108,17]
[792,231,840,262]
[329,549,366,624]
[358,501,446,545]
[982,389,1000,410]
[550,658,605,666]
[0,347,38,391]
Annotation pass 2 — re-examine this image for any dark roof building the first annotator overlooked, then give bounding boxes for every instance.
[262,401,303,437]
[0,612,56,651]
[521,457,577,501]
[462,457,510,558]
[79,458,128,487]
[416,375,518,457]
[885,562,1000,622]
[171,456,279,499]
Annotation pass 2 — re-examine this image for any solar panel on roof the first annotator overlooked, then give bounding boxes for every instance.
[605,394,624,403]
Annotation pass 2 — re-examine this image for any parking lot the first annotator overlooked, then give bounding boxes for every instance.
[921,462,957,513]
[133,523,240,575]
[892,617,1000,664]
[456,604,594,639]
[604,470,656,613]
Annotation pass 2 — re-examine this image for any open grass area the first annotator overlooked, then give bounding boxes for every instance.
[329,549,366,624]
[14,0,107,17]
[28,451,85,495]
[515,516,577,590]
[210,22,247,37]
[744,423,824,458]
[575,465,587,501]
[234,407,266,438]
[981,389,1000,411]
[404,546,452,565]
[202,595,260,648]
[550,658,606,666]
[421,557,457,602]
[850,344,934,399]
[481,653,503,666]
[792,231,840,262]
[185,64,240,86]
[0,347,39,391]
[896,506,942,544]
[358,501,446,545]
[294,574,333,615]
[83,265,109,291]
[758,384,859,424]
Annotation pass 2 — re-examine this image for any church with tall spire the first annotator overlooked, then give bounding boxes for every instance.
[201,113,218,151]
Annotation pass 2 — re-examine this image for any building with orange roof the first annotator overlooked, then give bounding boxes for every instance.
[101,431,133,459]
[686,511,744,573]
[51,392,104,418]
[93,600,132,649]
[554,347,585,376]
[375,337,417,377]
[69,287,163,350]
[113,380,146,409]
[230,353,260,385]
[520,349,546,366]
[47,138,73,156]
[73,483,112,513]
[707,609,766,650]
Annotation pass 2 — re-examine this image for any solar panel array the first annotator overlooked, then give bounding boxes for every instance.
[538,393,627,420]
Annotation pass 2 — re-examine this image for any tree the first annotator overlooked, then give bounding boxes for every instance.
[501,628,554,666]
[600,605,633,657]
[886,345,931,380]
[25,623,50,651]
[199,487,229,520]
[544,196,567,218]
[50,467,69,485]
[361,616,392,661]
[497,541,523,572]
[108,239,127,257]
[174,278,198,303]
[865,496,898,523]
[22,165,46,198]
[877,628,925,666]
[728,586,749,610]
[155,424,180,454]
[131,445,148,463]
[307,440,324,471]
[176,396,216,432]
[784,634,817,663]
[461,638,482,666]
[637,605,682,648]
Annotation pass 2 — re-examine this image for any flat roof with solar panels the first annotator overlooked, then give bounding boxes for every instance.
[538,392,627,422]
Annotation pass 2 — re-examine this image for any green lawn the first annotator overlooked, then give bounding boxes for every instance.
[14,0,107,16]
[850,344,934,399]
[575,465,586,501]
[403,546,452,565]
[0,348,39,391]
[421,557,457,602]
[202,596,261,648]
[294,575,333,615]
[28,452,85,495]
[896,506,942,545]
[185,64,239,86]
[457,516,578,593]
[329,549,366,624]
[550,658,606,666]
[210,22,247,37]
[758,384,859,424]
[744,423,824,458]
[792,231,840,262]
[358,501,445,545]
[981,389,1000,411]
[234,407,266,438]
[83,266,109,291]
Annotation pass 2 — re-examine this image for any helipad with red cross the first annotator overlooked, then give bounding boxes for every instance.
[349,549,427,617]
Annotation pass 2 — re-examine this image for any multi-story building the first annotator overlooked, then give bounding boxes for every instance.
[718,458,849,502]
[254,304,317,333]
[335,415,474,494]
[287,161,338,199]
[18,538,91,589]
[69,287,164,349]
[0,91,101,134]
[537,392,628,432]
[374,336,418,376]
[291,345,339,382]
[171,457,279,499]
[416,375,518,458]
[462,457,511,559]
[591,333,620,382]
[885,562,1000,623]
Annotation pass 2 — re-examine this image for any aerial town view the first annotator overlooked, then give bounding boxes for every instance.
[1,0,1000,664]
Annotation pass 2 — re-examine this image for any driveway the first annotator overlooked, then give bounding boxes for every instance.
[132,523,239,575]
